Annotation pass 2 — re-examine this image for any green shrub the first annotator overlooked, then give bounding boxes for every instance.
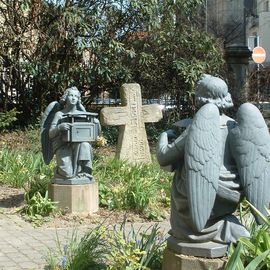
[102,126,119,145]
[0,109,19,130]
[225,200,270,270]
[95,157,171,219]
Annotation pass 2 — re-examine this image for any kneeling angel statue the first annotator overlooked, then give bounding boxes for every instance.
[156,75,270,250]
[41,86,101,184]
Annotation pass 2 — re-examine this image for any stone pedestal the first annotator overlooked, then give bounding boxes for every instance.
[224,45,252,106]
[162,248,226,270]
[48,182,99,214]
[167,236,228,258]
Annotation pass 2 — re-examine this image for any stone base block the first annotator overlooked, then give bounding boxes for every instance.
[48,182,98,214]
[162,248,226,270]
[52,176,92,185]
[167,236,228,258]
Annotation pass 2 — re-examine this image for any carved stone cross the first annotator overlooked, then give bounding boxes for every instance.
[100,83,163,163]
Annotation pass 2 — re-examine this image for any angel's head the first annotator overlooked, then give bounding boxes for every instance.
[195,74,233,109]
[60,86,81,106]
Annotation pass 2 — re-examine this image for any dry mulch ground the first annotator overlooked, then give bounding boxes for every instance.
[0,185,25,209]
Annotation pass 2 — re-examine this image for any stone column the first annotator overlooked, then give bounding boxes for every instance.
[224,45,252,107]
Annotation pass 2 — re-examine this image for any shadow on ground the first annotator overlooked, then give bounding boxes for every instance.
[0,186,24,208]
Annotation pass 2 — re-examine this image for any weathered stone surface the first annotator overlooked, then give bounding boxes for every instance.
[167,236,228,258]
[162,247,226,270]
[48,182,98,214]
[100,83,162,163]
[51,176,93,185]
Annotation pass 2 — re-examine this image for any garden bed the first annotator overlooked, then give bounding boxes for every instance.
[0,128,171,228]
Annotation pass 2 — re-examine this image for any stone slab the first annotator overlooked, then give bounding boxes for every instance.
[48,182,98,214]
[167,236,228,258]
[162,247,226,270]
[51,176,93,185]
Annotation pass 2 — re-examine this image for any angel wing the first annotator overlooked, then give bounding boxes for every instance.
[230,103,270,221]
[41,101,61,165]
[185,103,222,232]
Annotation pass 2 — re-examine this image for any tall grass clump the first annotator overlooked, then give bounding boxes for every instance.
[94,156,172,219]
[0,148,53,192]
[225,200,270,270]
[107,222,166,269]
[45,222,166,270]
[46,225,108,270]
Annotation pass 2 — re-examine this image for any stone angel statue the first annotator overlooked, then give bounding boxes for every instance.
[156,75,270,250]
[41,86,101,184]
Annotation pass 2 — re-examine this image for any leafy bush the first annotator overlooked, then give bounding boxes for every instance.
[225,200,270,270]
[95,157,171,219]
[0,1,224,125]
[102,126,119,145]
[0,109,19,130]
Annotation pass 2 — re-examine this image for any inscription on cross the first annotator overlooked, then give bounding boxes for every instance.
[100,83,163,163]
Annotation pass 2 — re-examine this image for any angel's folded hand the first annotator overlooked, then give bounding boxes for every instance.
[58,123,70,131]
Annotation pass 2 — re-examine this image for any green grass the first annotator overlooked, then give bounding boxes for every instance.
[0,148,54,189]
[225,200,270,270]
[94,156,172,219]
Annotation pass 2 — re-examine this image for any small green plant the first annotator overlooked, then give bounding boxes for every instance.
[46,225,109,270]
[102,126,119,145]
[225,200,270,270]
[26,172,52,198]
[22,191,58,226]
[107,223,166,270]
[0,108,19,130]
